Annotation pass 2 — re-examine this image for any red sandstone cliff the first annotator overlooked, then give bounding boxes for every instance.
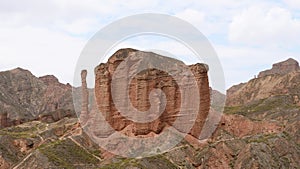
[93,48,210,138]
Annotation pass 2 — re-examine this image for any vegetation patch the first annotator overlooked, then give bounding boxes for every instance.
[101,155,178,169]
[0,130,35,138]
[246,133,277,144]
[38,139,99,168]
[225,95,300,117]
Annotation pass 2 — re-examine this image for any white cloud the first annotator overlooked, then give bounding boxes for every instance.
[175,8,231,36]
[0,25,86,84]
[229,6,300,48]
[284,0,300,9]
[175,9,205,26]
[59,18,102,35]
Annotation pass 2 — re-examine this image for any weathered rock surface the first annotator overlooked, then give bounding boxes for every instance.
[94,48,210,138]
[0,68,75,128]
[258,58,299,78]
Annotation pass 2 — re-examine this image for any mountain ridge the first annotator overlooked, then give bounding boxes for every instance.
[226,58,300,107]
[0,52,299,168]
[0,67,75,129]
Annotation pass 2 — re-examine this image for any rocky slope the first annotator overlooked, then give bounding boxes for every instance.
[0,68,75,128]
[222,58,300,168]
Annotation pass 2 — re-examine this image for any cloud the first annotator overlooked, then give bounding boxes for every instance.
[175,9,205,26]
[284,0,300,9]
[229,6,300,48]
[0,25,85,84]
[59,18,103,35]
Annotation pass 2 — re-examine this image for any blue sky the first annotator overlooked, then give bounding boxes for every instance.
[0,0,299,91]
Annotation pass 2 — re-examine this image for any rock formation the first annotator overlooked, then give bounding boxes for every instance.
[258,58,299,78]
[227,58,300,106]
[93,48,210,138]
[80,70,89,126]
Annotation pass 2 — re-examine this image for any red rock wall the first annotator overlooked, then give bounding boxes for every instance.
[94,49,210,138]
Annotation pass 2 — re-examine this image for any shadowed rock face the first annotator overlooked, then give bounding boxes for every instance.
[0,68,75,128]
[93,48,210,138]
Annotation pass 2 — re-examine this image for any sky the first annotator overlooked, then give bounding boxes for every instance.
[0,0,299,91]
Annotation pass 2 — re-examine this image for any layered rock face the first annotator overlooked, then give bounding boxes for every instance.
[94,48,210,138]
[0,68,75,128]
[258,58,299,78]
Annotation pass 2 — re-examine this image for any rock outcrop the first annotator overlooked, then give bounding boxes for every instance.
[258,58,299,78]
[0,68,75,128]
[93,48,210,138]
[226,58,300,106]
[80,70,89,126]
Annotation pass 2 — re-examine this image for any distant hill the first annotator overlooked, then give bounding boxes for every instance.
[0,68,75,128]
[226,58,300,107]
[220,58,300,168]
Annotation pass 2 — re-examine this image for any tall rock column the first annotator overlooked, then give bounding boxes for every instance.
[80,70,89,126]
[189,64,210,138]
